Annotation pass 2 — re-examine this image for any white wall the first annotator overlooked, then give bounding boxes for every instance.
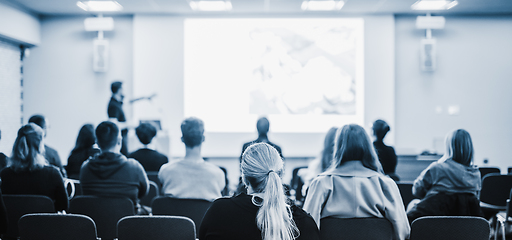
[133,15,396,158]
[395,15,512,171]
[23,15,133,164]
[0,1,40,46]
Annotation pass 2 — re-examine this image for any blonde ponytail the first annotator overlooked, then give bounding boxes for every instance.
[242,143,299,240]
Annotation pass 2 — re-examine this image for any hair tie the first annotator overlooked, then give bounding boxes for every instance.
[267,169,274,175]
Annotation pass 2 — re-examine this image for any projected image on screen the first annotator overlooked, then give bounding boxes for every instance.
[185,18,364,133]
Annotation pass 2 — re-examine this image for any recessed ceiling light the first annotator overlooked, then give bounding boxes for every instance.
[411,0,458,10]
[76,1,123,12]
[301,1,344,11]
[189,1,233,11]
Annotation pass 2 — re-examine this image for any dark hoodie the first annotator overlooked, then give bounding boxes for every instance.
[80,152,148,205]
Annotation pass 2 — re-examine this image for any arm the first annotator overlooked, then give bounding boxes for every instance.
[302,176,331,228]
[412,162,436,199]
[382,178,410,240]
[136,162,149,199]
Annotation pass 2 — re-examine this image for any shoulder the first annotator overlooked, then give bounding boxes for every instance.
[45,145,59,155]
[203,162,225,175]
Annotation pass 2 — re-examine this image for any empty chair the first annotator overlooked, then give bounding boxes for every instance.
[480,174,512,212]
[19,213,98,240]
[140,180,159,208]
[290,166,307,203]
[2,195,55,240]
[397,182,414,208]
[69,196,134,240]
[117,215,195,240]
[152,196,212,236]
[320,217,393,240]
[410,216,490,240]
[479,167,501,180]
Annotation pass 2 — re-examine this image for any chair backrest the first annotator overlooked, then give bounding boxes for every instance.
[397,182,414,208]
[410,216,490,240]
[117,215,195,240]
[140,180,159,207]
[219,166,229,196]
[291,166,307,202]
[19,213,98,240]
[152,196,212,236]
[2,194,55,239]
[480,174,512,207]
[69,196,134,240]
[319,217,393,240]
[146,171,161,189]
[479,167,501,180]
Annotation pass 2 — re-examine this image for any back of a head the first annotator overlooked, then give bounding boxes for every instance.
[11,123,46,172]
[256,117,270,135]
[28,115,47,130]
[333,124,382,172]
[372,119,390,141]
[73,124,96,151]
[241,142,298,240]
[95,121,120,151]
[136,123,157,145]
[111,81,123,94]
[181,117,204,148]
[447,129,474,166]
[321,127,338,172]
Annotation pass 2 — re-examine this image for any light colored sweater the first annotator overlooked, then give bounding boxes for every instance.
[158,159,225,201]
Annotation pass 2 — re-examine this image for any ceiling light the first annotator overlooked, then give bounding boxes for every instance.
[189,1,233,11]
[411,0,458,10]
[301,1,344,11]
[76,1,123,12]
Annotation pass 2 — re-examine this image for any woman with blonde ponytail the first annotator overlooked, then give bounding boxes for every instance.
[0,123,68,212]
[199,143,319,240]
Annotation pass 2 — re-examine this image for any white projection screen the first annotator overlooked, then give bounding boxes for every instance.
[184,18,364,133]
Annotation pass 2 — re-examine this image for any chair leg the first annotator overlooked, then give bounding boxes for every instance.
[496,214,506,240]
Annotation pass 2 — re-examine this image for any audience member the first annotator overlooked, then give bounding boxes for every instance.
[0,123,68,212]
[108,81,129,156]
[303,124,409,240]
[199,143,320,240]
[299,127,337,197]
[236,117,283,195]
[0,190,7,234]
[373,119,399,181]
[66,124,100,179]
[158,117,225,201]
[240,117,283,160]
[0,129,8,173]
[28,114,67,177]
[80,121,148,212]
[128,123,168,172]
[407,129,483,224]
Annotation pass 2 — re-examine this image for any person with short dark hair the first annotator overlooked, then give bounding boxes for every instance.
[406,129,482,224]
[158,117,225,201]
[128,123,168,172]
[1,123,68,212]
[303,124,409,240]
[372,119,399,181]
[66,124,101,179]
[80,121,149,211]
[108,81,129,156]
[28,114,66,177]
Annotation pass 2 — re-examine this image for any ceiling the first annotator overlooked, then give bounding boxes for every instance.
[6,0,512,16]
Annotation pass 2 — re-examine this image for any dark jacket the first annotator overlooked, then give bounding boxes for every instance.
[1,165,68,211]
[80,152,149,205]
[128,148,168,172]
[373,140,398,175]
[45,145,67,178]
[199,193,320,240]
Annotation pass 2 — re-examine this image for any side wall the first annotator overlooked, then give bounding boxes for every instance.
[395,15,512,170]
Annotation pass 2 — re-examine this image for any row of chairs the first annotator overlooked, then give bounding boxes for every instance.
[17,213,490,240]
[2,195,212,240]
[18,214,196,240]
